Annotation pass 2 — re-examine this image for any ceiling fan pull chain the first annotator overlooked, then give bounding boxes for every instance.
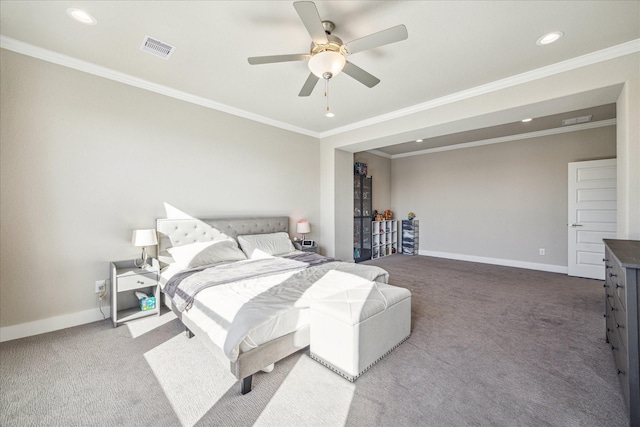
[325,78,334,117]
[325,78,329,111]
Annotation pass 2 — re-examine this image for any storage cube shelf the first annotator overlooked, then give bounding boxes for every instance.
[402,220,419,255]
[372,220,398,259]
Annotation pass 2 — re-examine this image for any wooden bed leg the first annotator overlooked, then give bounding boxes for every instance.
[185,327,194,338]
[241,375,253,395]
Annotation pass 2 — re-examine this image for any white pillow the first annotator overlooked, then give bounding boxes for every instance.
[237,232,296,258]
[167,239,246,268]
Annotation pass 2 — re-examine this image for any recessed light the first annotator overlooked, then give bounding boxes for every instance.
[66,8,97,25]
[325,112,335,118]
[416,139,423,142]
[536,31,563,46]
[521,118,532,123]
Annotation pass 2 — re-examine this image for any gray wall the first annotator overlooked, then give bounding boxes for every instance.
[0,50,320,328]
[391,126,616,268]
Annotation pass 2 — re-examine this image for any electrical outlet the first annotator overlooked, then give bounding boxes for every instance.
[95,280,106,293]
[539,248,546,256]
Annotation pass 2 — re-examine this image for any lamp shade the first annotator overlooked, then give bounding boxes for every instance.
[296,221,311,234]
[132,229,158,247]
[308,51,345,79]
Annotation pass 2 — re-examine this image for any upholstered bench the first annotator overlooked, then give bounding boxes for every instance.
[310,281,411,381]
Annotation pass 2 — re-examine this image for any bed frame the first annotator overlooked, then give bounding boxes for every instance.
[156,216,309,394]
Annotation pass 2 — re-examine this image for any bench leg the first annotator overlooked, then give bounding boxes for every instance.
[241,375,253,395]
[185,327,194,338]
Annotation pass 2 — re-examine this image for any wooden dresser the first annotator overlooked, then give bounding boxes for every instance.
[603,239,640,426]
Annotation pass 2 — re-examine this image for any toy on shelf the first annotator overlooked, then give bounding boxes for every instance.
[354,162,368,176]
[408,212,416,220]
[384,210,393,220]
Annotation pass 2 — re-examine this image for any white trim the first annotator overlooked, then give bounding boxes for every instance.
[419,250,568,275]
[367,149,393,159]
[1,35,638,139]
[320,39,639,138]
[0,306,111,343]
[389,118,616,158]
[0,36,318,138]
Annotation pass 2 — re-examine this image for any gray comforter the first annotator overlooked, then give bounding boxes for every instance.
[165,252,335,312]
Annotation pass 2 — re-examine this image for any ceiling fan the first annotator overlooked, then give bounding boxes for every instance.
[247,1,408,97]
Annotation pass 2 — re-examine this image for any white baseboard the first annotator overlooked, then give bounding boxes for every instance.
[419,250,568,274]
[0,305,111,343]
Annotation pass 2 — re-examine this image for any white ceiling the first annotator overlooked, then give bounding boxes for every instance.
[1,1,639,152]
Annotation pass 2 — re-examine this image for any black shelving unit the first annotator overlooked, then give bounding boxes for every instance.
[354,174,372,262]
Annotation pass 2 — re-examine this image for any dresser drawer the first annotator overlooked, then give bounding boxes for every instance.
[117,272,158,292]
[605,297,616,341]
[611,328,630,409]
[610,305,628,354]
[604,248,616,282]
[610,264,627,312]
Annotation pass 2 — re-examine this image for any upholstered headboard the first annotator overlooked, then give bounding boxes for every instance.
[156,216,289,267]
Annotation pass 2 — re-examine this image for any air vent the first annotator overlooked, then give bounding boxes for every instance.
[140,35,175,59]
[562,115,592,126]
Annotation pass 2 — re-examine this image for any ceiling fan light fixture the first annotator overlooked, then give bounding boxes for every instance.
[308,51,346,79]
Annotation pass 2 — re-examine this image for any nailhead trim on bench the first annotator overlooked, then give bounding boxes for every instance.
[310,334,411,382]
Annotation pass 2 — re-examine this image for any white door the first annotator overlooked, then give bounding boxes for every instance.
[568,159,617,280]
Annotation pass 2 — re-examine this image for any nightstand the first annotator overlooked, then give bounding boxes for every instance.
[110,258,160,328]
[294,242,318,253]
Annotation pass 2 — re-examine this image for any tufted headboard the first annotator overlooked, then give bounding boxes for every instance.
[156,216,289,267]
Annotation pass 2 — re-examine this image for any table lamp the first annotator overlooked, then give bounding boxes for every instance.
[297,220,310,241]
[132,229,158,268]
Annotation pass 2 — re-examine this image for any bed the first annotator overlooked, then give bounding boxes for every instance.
[156,216,390,394]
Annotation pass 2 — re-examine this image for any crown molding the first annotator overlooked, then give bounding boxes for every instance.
[366,150,393,159]
[1,35,637,141]
[388,118,617,159]
[0,36,319,138]
[320,39,639,139]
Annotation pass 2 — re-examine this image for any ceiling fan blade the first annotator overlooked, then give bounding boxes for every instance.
[248,53,310,65]
[343,61,380,88]
[293,1,328,45]
[298,73,320,96]
[344,25,408,55]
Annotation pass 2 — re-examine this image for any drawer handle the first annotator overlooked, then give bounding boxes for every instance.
[604,313,609,318]
[615,284,624,289]
[611,344,617,351]
[617,369,625,375]
[137,280,145,284]
[611,307,617,311]
[603,283,610,288]
[616,323,624,329]
[603,258,609,262]
[609,272,617,278]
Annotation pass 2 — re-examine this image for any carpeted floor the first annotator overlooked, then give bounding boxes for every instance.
[0,255,629,426]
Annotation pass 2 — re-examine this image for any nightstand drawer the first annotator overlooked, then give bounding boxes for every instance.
[117,272,157,292]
